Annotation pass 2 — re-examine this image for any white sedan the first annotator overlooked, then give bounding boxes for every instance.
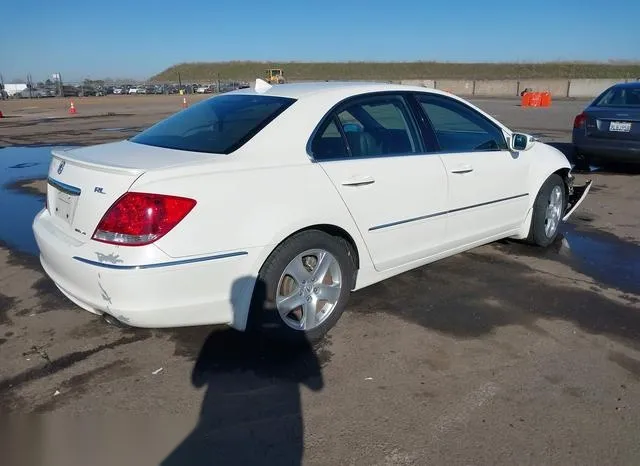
[33,80,591,341]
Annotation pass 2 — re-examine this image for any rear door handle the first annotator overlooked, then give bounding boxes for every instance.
[451,164,474,174]
[342,175,375,187]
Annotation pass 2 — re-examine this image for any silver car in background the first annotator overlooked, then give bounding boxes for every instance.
[572,82,640,168]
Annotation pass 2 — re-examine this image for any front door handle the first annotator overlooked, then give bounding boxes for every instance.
[342,175,375,187]
[451,164,474,174]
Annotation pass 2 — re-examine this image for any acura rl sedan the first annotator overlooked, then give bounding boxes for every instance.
[33,80,592,341]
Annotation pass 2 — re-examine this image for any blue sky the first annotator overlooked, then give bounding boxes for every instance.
[2,0,639,82]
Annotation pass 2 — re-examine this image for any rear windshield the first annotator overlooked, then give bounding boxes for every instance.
[131,94,295,154]
[594,86,640,108]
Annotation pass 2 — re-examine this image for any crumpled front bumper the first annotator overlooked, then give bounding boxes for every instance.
[563,174,593,221]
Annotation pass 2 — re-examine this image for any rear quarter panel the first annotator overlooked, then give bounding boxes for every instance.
[130,161,371,275]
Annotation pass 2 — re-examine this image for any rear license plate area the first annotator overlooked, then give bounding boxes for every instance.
[47,178,81,225]
[54,190,78,224]
[609,121,632,132]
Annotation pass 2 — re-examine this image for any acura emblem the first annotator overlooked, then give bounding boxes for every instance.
[57,161,65,175]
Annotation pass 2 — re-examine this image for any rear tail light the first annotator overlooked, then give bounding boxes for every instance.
[93,192,196,246]
[573,112,587,129]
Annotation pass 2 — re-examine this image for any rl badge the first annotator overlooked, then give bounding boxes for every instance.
[57,160,66,175]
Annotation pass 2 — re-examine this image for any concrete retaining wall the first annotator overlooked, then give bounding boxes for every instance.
[434,79,474,95]
[399,79,435,88]
[473,80,518,96]
[332,77,634,98]
[389,77,631,98]
[568,79,624,98]
[518,79,569,97]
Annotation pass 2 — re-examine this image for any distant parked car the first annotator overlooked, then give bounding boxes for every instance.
[61,86,80,97]
[80,87,98,97]
[18,88,49,98]
[572,82,640,168]
[21,87,56,98]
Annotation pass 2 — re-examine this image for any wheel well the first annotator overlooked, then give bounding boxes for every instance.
[242,225,360,331]
[554,167,572,201]
[293,224,359,270]
[264,224,360,274]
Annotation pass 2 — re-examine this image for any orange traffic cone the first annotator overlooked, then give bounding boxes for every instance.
[182,96,188,109]
[69,100,77,115]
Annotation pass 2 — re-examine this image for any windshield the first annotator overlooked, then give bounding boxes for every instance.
[594,86,640,108]
[131,94,296,154]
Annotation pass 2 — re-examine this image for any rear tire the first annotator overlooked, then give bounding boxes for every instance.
[248,230,355,343]
[527,174,565,247]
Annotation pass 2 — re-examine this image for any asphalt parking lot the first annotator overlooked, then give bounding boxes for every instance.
[1,95,639,466]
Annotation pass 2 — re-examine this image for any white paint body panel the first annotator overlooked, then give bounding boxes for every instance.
[319,155,448,271]
[33,82,574,331]
[439,148,530,247]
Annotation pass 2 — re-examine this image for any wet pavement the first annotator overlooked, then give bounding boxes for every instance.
[496,224,640,296]
[0,146,69,255]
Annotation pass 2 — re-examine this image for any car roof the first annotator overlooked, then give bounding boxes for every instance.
[228,80,440,99]
[607,81,640,89]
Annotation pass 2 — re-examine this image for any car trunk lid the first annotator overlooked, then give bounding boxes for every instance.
[46,141,214,243]
[585,107,640,141]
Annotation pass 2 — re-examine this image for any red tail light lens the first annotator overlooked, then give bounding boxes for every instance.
[93,192,196,246]
[573,112,587,129]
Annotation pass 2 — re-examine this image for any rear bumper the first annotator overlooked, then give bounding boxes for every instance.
[33,209,259,329]
[573,130,640,162]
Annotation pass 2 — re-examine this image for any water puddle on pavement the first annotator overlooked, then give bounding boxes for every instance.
[0,146,76,255]
[559,224,640,295]
[501,223,640,295]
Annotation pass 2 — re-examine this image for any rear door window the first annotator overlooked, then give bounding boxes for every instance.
[131,94,295,154]
[335,95,421,158]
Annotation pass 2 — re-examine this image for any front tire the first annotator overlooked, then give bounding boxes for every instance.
[248,230,355,343]
[527,174,565,247]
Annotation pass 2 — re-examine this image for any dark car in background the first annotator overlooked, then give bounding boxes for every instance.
[572,82,640,168]
[61,85,81,97]
[18,87,55,98]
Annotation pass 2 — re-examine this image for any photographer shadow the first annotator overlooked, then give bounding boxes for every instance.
[162,276,323,466]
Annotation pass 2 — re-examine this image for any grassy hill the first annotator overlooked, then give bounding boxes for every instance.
[150,61,640,83]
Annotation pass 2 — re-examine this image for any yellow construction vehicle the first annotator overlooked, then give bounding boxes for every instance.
[264,69,285,84]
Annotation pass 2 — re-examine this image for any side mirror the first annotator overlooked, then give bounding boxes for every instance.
[510,133,534,151]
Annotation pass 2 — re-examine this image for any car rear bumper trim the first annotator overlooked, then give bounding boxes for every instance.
[72,251,248,270]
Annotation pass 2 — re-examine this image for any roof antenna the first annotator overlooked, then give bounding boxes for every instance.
[254,78,272,94]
